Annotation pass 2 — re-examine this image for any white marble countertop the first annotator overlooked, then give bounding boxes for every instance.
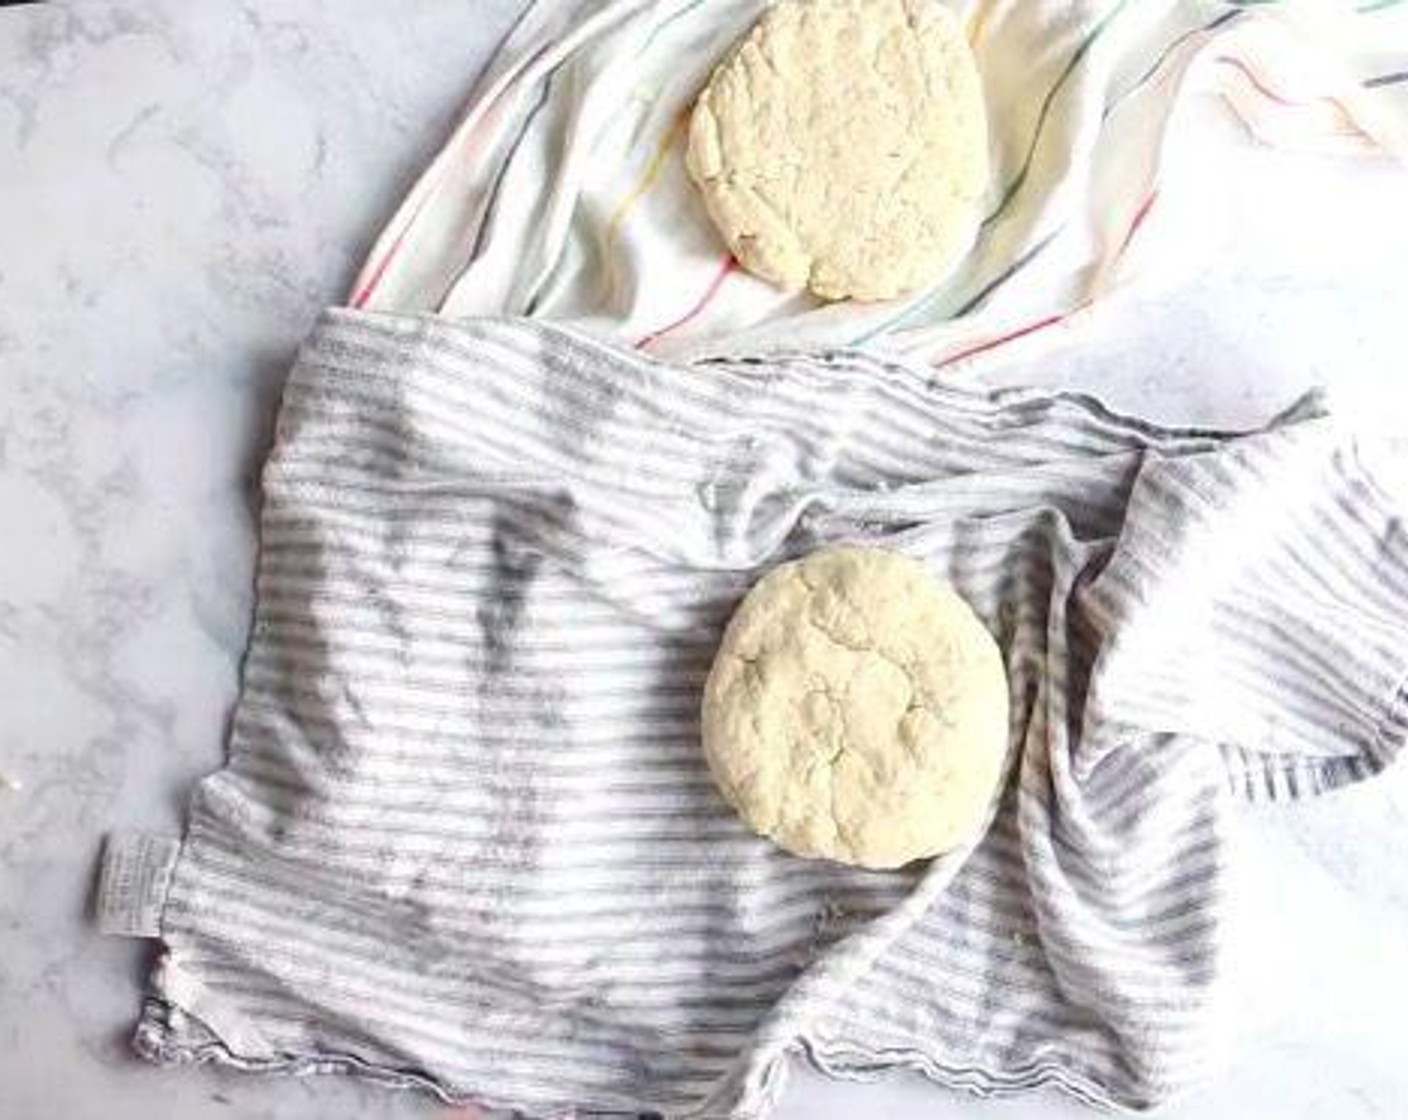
[3,3,1408,1119]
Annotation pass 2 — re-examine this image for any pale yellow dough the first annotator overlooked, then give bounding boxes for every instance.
[701,546,1009,869]
[686,0,990,301]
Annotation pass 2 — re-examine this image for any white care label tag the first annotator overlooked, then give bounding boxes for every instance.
[96,832,181,938]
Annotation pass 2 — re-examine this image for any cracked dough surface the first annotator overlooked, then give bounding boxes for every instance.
[701,545,1009,869]
[686,0,989,301]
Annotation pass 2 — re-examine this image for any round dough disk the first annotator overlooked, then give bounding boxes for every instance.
[701,545,1009,869]
[686,0,989,301]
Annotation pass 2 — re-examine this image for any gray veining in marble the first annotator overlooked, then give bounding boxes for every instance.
[1,3,1406,1119]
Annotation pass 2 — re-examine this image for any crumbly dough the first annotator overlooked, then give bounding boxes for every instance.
[701,546,1009,869]
[686,0,990,301]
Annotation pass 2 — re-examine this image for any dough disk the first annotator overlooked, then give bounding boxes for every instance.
[686,0,990,301]
[701,545,1009,869]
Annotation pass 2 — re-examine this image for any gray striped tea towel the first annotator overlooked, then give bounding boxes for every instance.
[130,310,1408,1117]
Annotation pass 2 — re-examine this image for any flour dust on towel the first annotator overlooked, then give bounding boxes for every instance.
[134,312,1408,1117]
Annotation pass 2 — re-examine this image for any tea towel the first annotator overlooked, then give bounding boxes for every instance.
[349,0,1408,365]
[130,311,1408,1116]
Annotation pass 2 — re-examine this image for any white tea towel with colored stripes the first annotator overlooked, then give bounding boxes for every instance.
[350,0,1408,367]
[132,312,1408,1116]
